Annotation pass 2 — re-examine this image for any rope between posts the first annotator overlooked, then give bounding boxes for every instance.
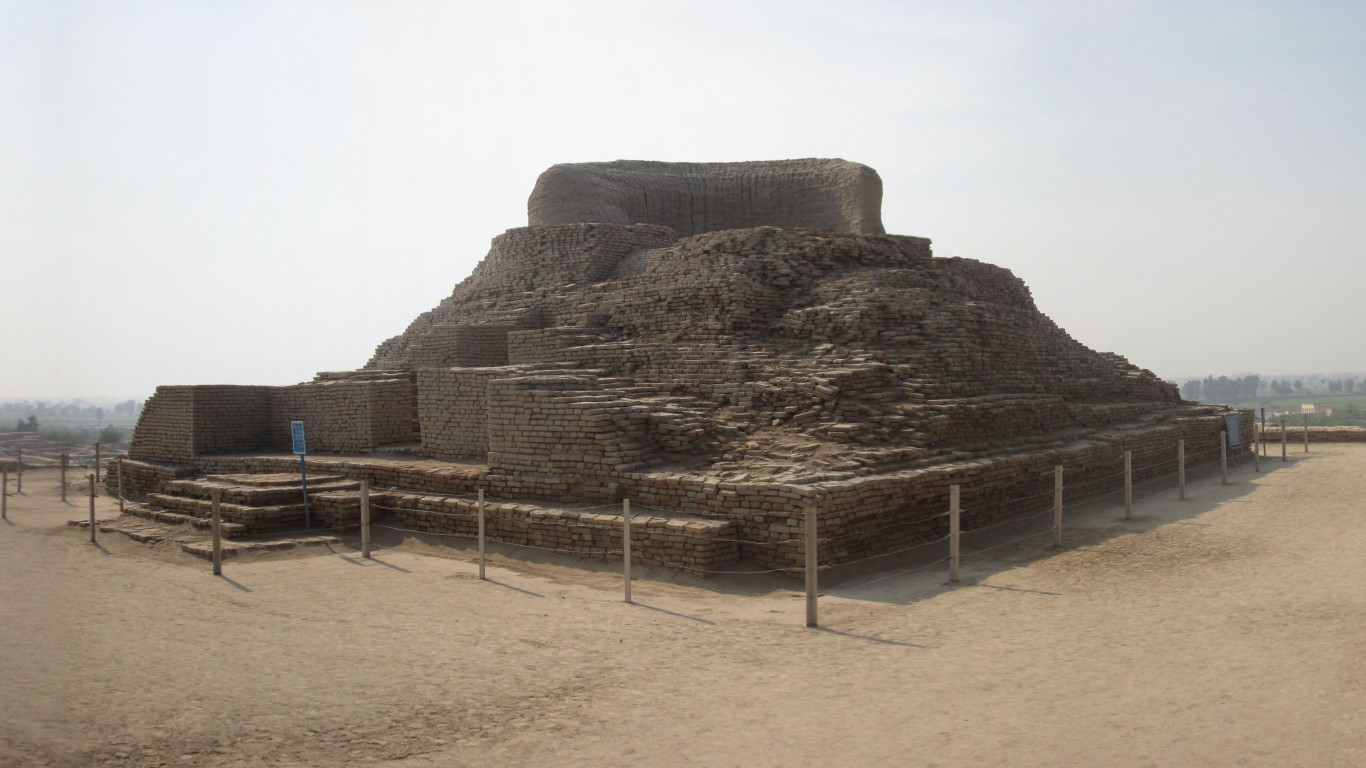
[824,510,950,542]
[373,503,804,544]
[959,506,1054,535]
[178,429,1266,597]
[852,555,952,587]
[960,528,1053,558]
[961,486,1055,510]
[649,563,792,575]
[372,523,619,559]
[824,533,951,568]
[369,524,794,576]
[230,525,351,538]
[364,485,483,502]
[371,504,478,520]
[709,537,802,547]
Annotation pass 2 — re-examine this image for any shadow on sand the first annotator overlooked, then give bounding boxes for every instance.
[822,453,1308,608]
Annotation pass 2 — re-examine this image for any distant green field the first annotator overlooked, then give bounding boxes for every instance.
[1229,394,1366,410]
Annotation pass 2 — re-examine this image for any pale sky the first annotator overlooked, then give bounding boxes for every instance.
[4,0,1365,401]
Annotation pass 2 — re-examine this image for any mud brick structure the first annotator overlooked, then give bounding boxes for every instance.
[527,159,885,236]
[118,158,1248,574]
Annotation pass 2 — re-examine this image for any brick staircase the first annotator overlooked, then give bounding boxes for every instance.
[139,472,361,535]
[131,474,738,573]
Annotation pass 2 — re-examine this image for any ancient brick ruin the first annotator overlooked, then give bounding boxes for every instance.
[117,159,1249,573]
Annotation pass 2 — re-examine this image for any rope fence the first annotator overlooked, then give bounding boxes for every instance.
[22,429,1287,626]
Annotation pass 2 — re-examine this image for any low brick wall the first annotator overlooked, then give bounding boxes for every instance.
[1257,426,1366,442]
[269,379,416,452]
[127,387,197,463]
[305,489,736,574]
[103,458,196,498]
[129,381,417,464]
[120,409,1245,574]
[416,367,517,460]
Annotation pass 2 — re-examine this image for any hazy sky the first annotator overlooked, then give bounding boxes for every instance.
[4,0,1365,401]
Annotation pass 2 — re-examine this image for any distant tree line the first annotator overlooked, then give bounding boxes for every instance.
[1180,375,1260,403]
[1181,375,1360,402]
[0,399,141,426]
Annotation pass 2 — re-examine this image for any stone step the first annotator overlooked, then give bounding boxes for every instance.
[147,493,306,527]
[164,477,358,505]
[180,534,344,560]
[126,503,250,537]
[202,472,349,488]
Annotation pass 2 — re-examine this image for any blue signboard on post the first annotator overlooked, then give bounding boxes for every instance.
[291,421,307,455]
[1225,413,1243,448]
[290,421,310,527]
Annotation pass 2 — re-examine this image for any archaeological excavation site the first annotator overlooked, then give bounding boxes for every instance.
[111,159,1251,574]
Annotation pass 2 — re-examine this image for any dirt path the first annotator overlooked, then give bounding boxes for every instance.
[1,448,1362,767]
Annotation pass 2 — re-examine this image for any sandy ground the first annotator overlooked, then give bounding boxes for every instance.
[1,447,1362,767]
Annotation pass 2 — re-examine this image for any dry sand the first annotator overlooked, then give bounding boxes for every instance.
[1,446,1362,767]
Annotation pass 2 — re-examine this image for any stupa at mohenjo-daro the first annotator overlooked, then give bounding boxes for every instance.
[115,160,1247,573]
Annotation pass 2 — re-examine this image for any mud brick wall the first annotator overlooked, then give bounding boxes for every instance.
[486,374,651,493]
[191,386,273,455]
[408,325,462,369]
[471,223,677,292]
[129,385,273,464]
[798,410,1256,572]
[527,159,886,236]
[291,492,363,530]
[101,458,195,498]
[910,396,1166,449]
[451,325,514,366]
[618,411,1251,571]
[167,410,1246,572]
[507,327,616,366]
[562,228,933,341]
[368,381,416,446]
[1258,425,1366,442]
[409,325,518,368]
[366,223,675,369]
[128,386,197,463]
[268,379,415,453]
[372,493,738,575]
[416,367,519,459]
[507,329,565,365]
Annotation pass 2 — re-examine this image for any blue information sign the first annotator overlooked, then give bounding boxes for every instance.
[1225,414,1243,448]
[291,421,307,455]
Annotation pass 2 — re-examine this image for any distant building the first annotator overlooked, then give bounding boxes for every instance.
[1301,403,1334,416]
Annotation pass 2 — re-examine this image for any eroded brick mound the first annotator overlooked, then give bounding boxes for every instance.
[360,223,1179,484]
[527,159,885,237]
[122,159,1227,571]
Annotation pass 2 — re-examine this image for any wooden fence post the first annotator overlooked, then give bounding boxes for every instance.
[1254,425,1262,472]
[805,503,818,627]
[94,443,101,484]
[1052,465,1064,547]
[360,479,371,559]
[60,454,67,502]
[116,458,125,514]
[1124,450,1133,519]
[87,474,96,543]
[1178,440,1186,499]
[1303,413,1309,453]
[1220,431,1228,485]
[15,448,21,494]
[211,487,222,576]
[948,485,961,584]
[2,469,7,521]
[1281,418,1287,462]
[622,498,632,604]
[477,488,485,579]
